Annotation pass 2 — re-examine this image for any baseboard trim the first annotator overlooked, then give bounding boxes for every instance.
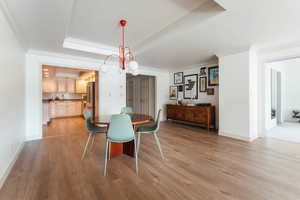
[0,142,24,189]
[219,131,256,142]
[26,136,42,141]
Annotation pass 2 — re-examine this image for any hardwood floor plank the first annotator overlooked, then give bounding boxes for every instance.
[1,117,300,200]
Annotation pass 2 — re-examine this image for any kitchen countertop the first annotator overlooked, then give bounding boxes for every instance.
[43,99,84,103]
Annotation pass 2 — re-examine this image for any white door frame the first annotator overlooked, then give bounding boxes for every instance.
[258,45,300,138]
[25,50,170,141]
[25,50,103,141]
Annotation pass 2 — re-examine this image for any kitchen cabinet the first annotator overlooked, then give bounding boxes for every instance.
[50,101,83,118]
[43,78,86,94]
[66,79,76,93]
[43,79,57,93]
[57,79,67,93]
[76,79,87,93]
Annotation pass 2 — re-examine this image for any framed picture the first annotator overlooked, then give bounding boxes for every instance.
[199,77,207,92]
[174,72,184,84]
[199,67,207,76]
[169,86,178,100]
[183,74,198,99]
[207,88,214,95]
[177,85,183,92]
[208,66,219,86]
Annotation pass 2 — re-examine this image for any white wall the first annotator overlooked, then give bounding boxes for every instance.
[25,51,170,140]
[218,51,258,141]
[0,8,25,187]
[99,65,170,119]
[169,64,219,128]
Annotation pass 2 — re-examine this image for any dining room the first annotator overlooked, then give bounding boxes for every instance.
[2,0,300,199]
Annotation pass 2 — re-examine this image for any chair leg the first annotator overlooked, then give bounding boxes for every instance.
[153,132,165,160]
[89,135,95,152]
[134,137,138,175]
[104,139,109,176]
[81,134,92,160]
[109,141,111,160]
[137,133,141,154]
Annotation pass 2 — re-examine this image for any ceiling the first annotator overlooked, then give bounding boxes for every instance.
[4,0,300,69]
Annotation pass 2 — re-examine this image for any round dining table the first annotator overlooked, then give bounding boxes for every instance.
[95,113,153,157]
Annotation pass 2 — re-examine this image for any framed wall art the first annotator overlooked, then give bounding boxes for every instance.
[183,74,198,99]
[208,66,219,86]
[199,67,207,76]
[199,77,207,92]
[177,85,183,92]
[174,72,184,84]
[169,86,178,100]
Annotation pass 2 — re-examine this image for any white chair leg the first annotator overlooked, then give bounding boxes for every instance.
[137,133,141,154]
[81,134,92,160]
[104,139,109,176]
[134,137,138,174]
[153,132,165,160]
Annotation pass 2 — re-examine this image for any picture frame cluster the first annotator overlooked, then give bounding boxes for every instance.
[170,66,219,100]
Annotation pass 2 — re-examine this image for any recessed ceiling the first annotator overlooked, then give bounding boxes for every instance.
[3,0,300,69]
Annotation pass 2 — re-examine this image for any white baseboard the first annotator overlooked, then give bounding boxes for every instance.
[26,136,42,141]
[0,142,24,189]
[219,131,256,142]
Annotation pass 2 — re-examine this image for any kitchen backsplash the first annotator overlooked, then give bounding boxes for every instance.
[43,93,84,100]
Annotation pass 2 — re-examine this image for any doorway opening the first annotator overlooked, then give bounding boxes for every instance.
[42,65,99,138]
[126,74,156,118]
[265,58,300,143]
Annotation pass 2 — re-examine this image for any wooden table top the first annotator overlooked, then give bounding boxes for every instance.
[95,113,153,125]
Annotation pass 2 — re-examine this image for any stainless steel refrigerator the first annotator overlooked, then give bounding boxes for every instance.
[86,82,95,118]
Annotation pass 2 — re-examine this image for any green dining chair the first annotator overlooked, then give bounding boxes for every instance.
[81,109,107,160]
[137,109,164,160]
[104,114,138,176]
[121,106,133,114]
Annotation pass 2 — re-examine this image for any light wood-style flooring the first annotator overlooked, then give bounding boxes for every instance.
[1,117,300,200]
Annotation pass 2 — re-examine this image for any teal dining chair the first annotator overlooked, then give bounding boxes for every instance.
[136,109,164,160]
[104,114,138,176]
[81,109,107,160]
[121,106,133,114]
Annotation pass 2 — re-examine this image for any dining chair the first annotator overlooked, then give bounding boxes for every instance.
[104,114,138,176]
[121,106,133,114]
[136,109,164,160]
[81,109,107,160]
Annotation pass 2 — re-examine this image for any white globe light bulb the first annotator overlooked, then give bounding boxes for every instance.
[128,60,138,71]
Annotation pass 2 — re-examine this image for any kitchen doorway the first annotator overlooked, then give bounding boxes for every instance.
[42,65,99,138]
[126,74,156,118]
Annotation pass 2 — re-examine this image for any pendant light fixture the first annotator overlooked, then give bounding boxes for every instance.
[101,19,139,75]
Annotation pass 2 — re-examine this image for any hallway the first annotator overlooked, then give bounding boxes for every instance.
[267,122,300,143]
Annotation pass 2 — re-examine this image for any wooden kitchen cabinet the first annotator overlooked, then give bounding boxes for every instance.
[66,79,76,93]
[75,101,82,115]
[50,101,83,118]
[43,79,57,93]
[57,79,67,93]
[76,79,87,93]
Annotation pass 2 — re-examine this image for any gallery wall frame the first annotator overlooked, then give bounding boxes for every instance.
[183,74,198,99]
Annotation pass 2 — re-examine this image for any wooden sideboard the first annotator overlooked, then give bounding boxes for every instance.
[166,104,215,130]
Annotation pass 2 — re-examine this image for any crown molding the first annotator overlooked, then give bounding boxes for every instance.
[63,37,119,56]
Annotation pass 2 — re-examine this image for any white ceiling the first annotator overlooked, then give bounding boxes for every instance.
[3,0,300,69]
